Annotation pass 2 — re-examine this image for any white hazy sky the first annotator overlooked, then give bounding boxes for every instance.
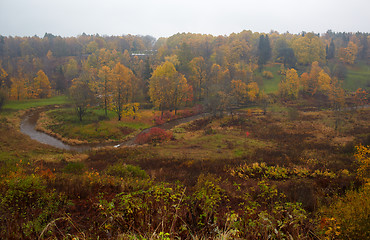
[1,0,369,38]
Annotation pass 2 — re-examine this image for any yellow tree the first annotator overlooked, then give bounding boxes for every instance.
[206,64,231,112]
[279,68,300,99]
[149,61,191,117]
[354,144,370,183]
[231,80,248,105]
[291,33,326,65]
[111,63,135,121]
[247,82,259,102]
[10,75,27,100]
[301,61,322,95]
[0,64,9,110]
[69,76,95,122]
[0,65,8,89]
[208,63,228,93]
[318,70,332,93]
[121,102,141,120]
[33,70,51,98]
[189,56,207,102]
[63,58,79,88]
[164,55,180,67]
[327,77,345,111]
[95,65,113,116]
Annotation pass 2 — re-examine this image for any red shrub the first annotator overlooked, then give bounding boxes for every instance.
[153,115,166,125]
[152,105,204,125]
[152,112,176,125]
[135,127,173,145]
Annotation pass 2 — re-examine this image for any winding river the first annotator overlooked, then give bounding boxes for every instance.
[20,108,209,152]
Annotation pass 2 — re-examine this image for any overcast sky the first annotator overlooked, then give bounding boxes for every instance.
[1,0,369,38]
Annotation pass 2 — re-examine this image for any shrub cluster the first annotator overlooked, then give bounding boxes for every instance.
[152,105,204,125]
[105,163,148,179]
[262,70,274,79]
[96,176,311,239]
[230,162,339,180]
[0,174,67,239]
[134,127,173,145]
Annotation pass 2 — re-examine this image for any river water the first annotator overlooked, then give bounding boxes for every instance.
[20,109,209,152]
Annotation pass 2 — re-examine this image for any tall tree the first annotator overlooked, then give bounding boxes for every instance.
[301,61,322,95]
[291,33,326,65]
[95,65,113,116]
[33,70,51,98]
[277,47,297,68]
[111,63,135,121]
[63,58,79,89]
[0,65,7,110]
[69,74,95,122]
[257,35,272,69]
[231,80,248,105]
[326,39,335,60]
[189,56,207,102]
[149,61,191,117]
[279,68,300,99]
[0,65,8,89]
[10,75,27,100]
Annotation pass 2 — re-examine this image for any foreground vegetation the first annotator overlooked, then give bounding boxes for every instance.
[0,96,369,239]
[0,29,369,239]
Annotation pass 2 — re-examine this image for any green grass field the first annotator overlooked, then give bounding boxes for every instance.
[256,64,283,93]
[40,107,153,143]
[344,63,370,91]
[258,62,370,93]
[3,95,70,111]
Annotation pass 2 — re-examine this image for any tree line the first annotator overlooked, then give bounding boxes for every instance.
[0,30,369,117]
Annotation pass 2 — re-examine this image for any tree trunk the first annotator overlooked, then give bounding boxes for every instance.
[104,98,107,116]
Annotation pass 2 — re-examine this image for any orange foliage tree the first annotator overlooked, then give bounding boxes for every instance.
[338,41,358,64]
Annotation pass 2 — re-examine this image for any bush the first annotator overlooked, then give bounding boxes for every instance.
[63,162,85,174]
[98,184,187,237]
[262,71,274,79]
[0,175,66,239]
[105,163,148,179]
[153,112,175,125]
[134,127,173,145]
[193,174,224,228]
[318,184,370,239]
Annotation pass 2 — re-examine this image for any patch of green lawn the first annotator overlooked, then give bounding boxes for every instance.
[343,63,370,91]
[3,95,70,111]
[256,64,283,93]
[44,108,151,142]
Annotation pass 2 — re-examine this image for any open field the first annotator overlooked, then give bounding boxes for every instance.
[344,63,370,91]
[256,63,282,93]
[3,95,70,112]
[37,108,153,144]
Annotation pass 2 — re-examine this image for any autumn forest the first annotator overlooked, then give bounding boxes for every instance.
[0,30,369,239]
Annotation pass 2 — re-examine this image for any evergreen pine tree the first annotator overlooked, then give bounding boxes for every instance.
[258,34,272,69]
[327,39,335,60]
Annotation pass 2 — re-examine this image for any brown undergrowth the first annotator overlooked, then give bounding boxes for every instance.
[1,107,369,239]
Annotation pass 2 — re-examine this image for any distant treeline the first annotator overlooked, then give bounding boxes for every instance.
[0,30,368,111]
